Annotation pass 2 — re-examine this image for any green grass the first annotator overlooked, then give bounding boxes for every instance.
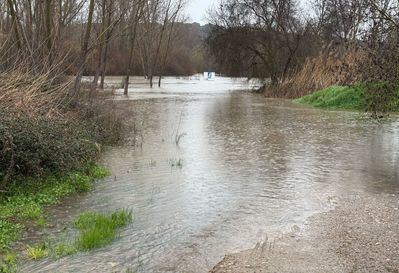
[0,221,23,254]
[8,209,131,263]
[74,210,132,251]
[26,245,48,260]
[295,85,366,110]
[0,252,17,273]
[0,164,110,252]
[54,242,77,257]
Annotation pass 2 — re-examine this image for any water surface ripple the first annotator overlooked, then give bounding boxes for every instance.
[21,77,399,273]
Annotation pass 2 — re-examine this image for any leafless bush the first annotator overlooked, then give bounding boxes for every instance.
[0,65,71,115]
[264,43,367,98]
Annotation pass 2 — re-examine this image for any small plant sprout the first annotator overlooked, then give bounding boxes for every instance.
[169,158,183,169]
[174,111,186,145]
[149,160,157,166]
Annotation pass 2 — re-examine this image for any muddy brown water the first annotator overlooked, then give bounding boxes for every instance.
[21,77,399,272]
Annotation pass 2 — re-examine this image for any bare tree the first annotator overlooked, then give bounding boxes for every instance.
[123,0,145,95]
[72,0,95,104]
[208,0,308,83]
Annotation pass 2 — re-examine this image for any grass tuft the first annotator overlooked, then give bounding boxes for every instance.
[26,245,48,260]
[169,158,183,169]
[74,210,132,251]
[54,242,77,257]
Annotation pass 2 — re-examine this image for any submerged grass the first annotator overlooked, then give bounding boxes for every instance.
[0,165,110,252]
[295,85,366,110]
[54,242,77,257]
[7,209,132,265]
[74,210,132,251]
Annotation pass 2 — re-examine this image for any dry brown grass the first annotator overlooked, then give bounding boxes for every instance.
[265,43,367,98]
[0,67,72,116]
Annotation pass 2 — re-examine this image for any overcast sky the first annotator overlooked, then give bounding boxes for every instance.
[186,0,216,25]
[186,0,311,25]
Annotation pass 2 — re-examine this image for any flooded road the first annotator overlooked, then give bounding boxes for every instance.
[22,77,399,273]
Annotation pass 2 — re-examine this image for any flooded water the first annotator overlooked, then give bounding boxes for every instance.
[21,76,399,273]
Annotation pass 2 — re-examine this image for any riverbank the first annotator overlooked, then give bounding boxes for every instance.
[0,71,127,271]
[0,165,110,268]
[210,193,399,273]
[294,85,399,114]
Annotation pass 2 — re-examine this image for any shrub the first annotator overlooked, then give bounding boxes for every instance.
[0,109,101,188]
[363,83,399,116]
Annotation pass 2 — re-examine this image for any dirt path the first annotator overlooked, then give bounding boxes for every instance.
[210,194,399,273]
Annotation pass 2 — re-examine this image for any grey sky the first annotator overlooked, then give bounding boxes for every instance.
[186,0,311,25]
[186,0,216,25]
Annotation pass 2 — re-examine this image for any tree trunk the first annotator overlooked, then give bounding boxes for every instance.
[93,0,107,88]
[6,0,21,50]
[124,2,142,95]
[100,40,110,89]
[45,0,53,64]
[158,75,162,87]
[72,0,95,104]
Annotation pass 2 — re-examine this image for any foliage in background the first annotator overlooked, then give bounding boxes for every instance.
[359,42,399,116]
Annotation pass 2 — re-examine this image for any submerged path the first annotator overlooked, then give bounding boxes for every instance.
[21,77,399,273]
[211,193,399,273]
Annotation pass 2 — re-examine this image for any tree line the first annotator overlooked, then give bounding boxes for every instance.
[207,0,399,90]
[0,0,214,102]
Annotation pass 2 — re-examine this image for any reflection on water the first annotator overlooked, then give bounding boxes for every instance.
[21,77,399,273]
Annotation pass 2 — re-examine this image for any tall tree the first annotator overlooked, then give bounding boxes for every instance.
[72,0,95,104]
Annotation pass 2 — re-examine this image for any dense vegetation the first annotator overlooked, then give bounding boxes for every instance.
[296,86,367,110]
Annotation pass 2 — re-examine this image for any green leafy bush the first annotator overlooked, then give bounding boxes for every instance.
[363,82,399,116]
[0,110,100,184]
